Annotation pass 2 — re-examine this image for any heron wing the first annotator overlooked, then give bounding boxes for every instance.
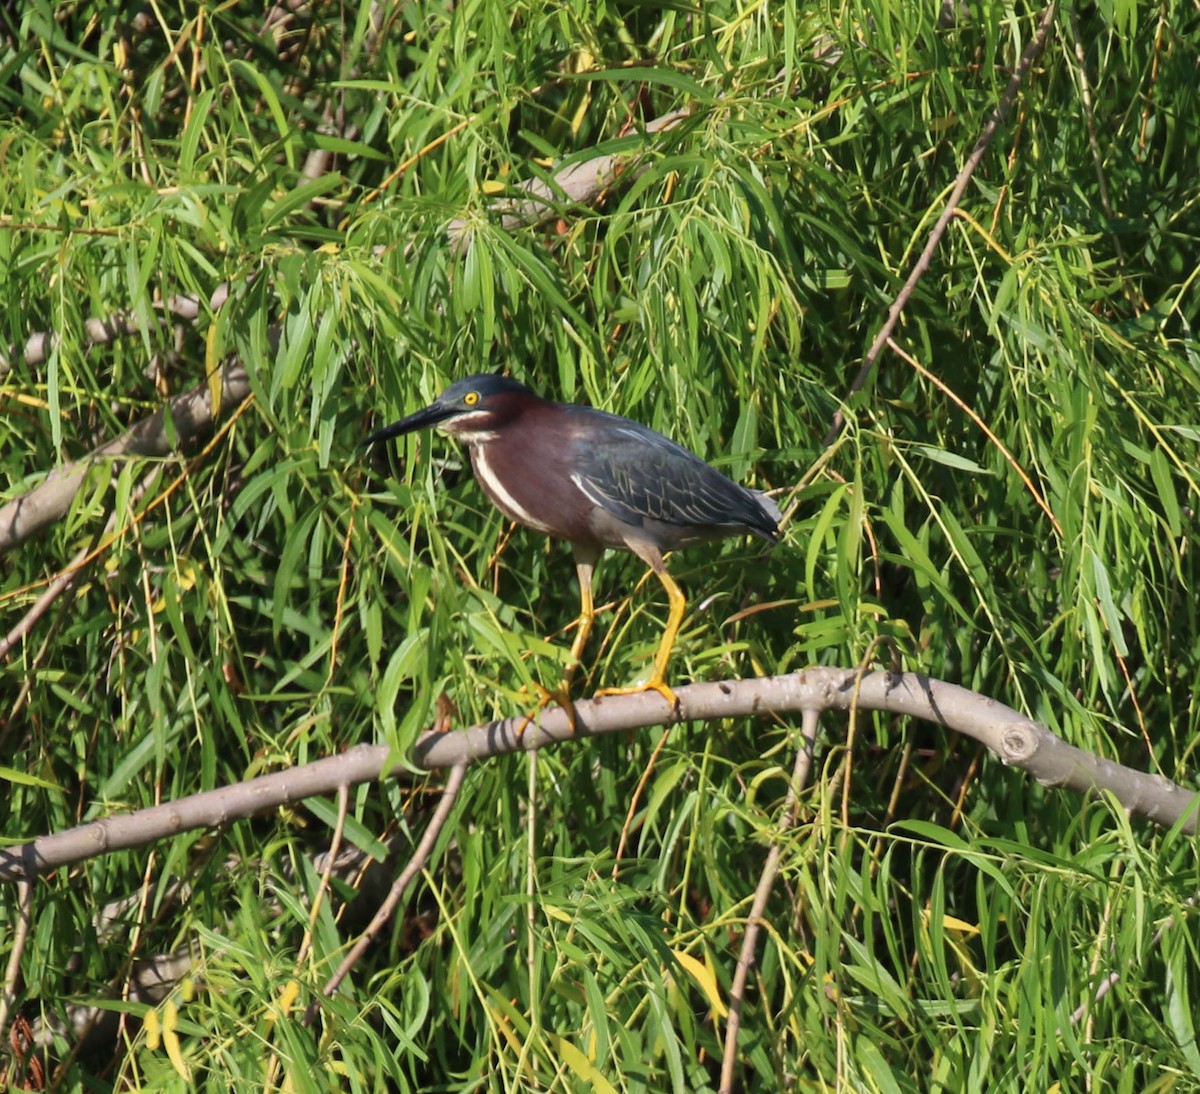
[568,411,779,541]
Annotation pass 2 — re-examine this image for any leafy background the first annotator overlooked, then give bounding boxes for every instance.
[3,1,1200,1090]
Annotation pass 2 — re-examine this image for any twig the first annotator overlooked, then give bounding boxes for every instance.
[1066,893,1199,1030]
[521,753,540,1076]
[311,763,469,1011]
[324,510,357,688]
[1067,9,1129,280]
[1138,2,1168,155]
[824,3,1058,446]
[0,882,33,1037]
[357,117,474,218]
[4,669,1196,884]
[719,708,818,1094]
[841,638,895,831]
[612,723,675,876]
[297,784,349,967]
[886,337,1063,537]
[270,785,351,1085]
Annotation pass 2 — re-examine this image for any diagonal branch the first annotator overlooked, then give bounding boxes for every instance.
[0,361,250,556]
[1,668,1194,884]
[824,3,1058,445]
[719,708,818,1094]
[314,762,469,1009]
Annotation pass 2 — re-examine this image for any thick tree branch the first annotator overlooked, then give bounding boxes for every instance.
[1,669,1193,883]
[445,109,689,254]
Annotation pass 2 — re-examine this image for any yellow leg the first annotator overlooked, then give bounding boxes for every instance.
[561,557,595,692]
[517,556,596,736]
[596,560,684,708]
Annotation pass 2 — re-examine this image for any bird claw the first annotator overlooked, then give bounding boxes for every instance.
[595,677,679,710]
[515,680,578,737]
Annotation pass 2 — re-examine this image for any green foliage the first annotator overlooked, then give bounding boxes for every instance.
[2,0,1200,1089]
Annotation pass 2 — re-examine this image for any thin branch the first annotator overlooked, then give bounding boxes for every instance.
[719,708,818,1094]
[0,470,159,662]
[2,669,1195,884]
[1067,9,1129,277]
[0,288,227,374]
[1066,893,1200,1030]
[0,540,91,662]
[297,783,349,967]
[314,763,469,1008]
[613,722,675,876]
[824,3,1058,445]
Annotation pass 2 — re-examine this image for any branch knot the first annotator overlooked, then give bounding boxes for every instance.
[999,723,1038,764]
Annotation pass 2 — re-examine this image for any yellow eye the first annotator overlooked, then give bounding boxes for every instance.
[463,391,480,407]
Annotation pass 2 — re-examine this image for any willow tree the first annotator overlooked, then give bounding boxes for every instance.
[2,3,1199,1091]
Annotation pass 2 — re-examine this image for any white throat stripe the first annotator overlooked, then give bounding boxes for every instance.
[473,446,554,533]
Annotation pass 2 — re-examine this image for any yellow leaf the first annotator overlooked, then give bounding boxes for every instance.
[542,904,573,924]
[922,909,980,937]
[264,978,301,1031]
[481,180,507,195]
[672,949,728,1019]
[551,1035,619,1094]
[570,94,591,139]
[275,978,302,1021]
[489,1005,525,1056]
[205,320,222,419]
[162,1000,191,1081]
[144,1008,161,1051]
[174,562,197,592]
[942,914,980,937]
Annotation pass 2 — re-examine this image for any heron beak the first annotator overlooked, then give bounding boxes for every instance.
[364,400,458,447]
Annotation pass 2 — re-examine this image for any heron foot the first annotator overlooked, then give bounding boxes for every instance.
[594,675,678,709]
[516,680,578,737]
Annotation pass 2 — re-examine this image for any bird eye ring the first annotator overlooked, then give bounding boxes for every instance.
[463,391,480,407]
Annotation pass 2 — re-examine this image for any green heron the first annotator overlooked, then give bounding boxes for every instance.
[366,374,780,720]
